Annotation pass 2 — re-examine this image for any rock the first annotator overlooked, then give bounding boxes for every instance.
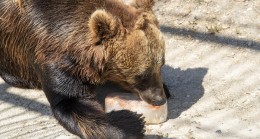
[215,129,222,134]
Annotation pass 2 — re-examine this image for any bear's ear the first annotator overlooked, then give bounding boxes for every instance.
[134,13,159,29]
[88,10,119,41]
[131,0,154,11]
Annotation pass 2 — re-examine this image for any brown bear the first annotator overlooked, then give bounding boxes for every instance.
[0,0,169,138]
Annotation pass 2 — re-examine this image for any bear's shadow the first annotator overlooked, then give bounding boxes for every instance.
[162,65,208,119]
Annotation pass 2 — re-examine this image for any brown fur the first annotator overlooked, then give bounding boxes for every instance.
[0,0,165,138]
[1,0,164,86]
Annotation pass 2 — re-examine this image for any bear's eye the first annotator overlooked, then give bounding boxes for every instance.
[135,74,150,91]
[135,74,149,83]
[135,67,152,85]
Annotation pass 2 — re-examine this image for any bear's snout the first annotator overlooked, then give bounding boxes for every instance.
[151,95,166,106]
[139,87,167,106]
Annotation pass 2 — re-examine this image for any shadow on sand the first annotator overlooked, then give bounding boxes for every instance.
[162,65,208,119]
[160,25,260,51]
[0,83,51,116]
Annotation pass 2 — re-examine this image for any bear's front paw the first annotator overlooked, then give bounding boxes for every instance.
[107,110,145,139]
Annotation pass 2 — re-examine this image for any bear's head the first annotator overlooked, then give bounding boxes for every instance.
[88,0,166,106]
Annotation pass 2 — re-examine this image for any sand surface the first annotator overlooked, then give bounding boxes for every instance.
[0,0,259,138]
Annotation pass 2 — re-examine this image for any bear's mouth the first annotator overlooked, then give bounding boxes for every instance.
[139,93,167,106]
[134,87,167,106]
[110,81,167,106]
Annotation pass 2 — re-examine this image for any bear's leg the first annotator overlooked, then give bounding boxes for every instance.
[0,72,36,89]
[40,63,145,139]
[44,92,145,139]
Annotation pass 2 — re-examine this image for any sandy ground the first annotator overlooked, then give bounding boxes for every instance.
[0,0,260,139]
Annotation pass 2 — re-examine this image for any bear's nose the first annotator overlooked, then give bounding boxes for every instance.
[151,95,166,106]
